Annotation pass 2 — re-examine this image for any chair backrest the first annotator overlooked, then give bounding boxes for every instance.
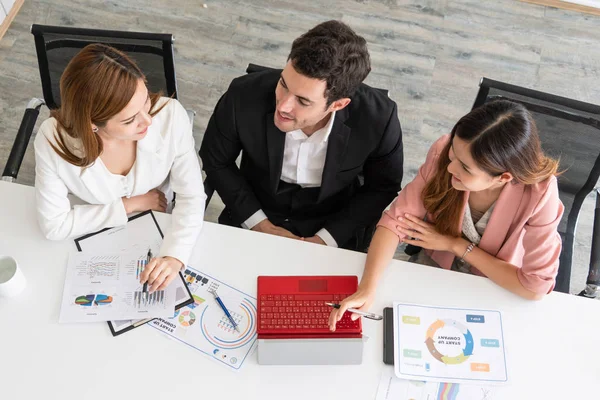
[472,78,600,293]
[31,24,178,109]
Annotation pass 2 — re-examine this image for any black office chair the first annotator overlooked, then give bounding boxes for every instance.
[0,24,213,208]
[240,63,386,252]
[472,78,600,298]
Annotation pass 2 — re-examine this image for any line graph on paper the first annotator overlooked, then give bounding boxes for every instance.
[75,255,120,280]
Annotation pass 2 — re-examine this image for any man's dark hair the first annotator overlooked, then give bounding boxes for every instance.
[288,20,371,106]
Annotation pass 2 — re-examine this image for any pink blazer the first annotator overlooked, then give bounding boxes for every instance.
[378,135,564,295]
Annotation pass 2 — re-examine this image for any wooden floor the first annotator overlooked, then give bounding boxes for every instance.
[1,0,599,294]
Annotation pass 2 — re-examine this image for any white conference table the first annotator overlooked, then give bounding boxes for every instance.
[1,181,599,399]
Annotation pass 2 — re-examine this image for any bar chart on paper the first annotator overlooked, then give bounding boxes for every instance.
[133,290,165,307]
[132,259,167,309]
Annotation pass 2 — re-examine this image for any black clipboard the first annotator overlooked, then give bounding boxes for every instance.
[74,210,194,336]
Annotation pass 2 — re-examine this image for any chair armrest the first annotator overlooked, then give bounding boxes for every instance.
[2,98,45,182]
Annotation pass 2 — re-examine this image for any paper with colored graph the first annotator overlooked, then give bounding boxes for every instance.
[393,303,507,384]
[74,211,193,335]
[59,251,176,323]
[148,267,258,371]
[376,367,496,400]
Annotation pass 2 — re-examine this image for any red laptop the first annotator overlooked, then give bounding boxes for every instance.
[257,275,362,339]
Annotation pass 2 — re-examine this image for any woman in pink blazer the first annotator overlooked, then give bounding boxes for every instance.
[330,100,564,328]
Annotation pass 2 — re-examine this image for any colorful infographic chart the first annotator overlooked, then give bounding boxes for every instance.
[393,303,507,384]
[376,367,496,400]
[149,268,257,371]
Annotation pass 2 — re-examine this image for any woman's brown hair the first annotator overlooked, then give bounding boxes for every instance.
[422,100,559,237]
[50,43,166,167]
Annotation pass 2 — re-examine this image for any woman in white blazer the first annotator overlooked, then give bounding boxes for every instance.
[34,43,206,291]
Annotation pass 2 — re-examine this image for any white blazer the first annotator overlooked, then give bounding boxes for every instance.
[34,97,206,266]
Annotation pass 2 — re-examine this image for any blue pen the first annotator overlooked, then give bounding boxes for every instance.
[210,290,240,333]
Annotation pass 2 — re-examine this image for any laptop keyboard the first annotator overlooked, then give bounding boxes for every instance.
[258,293,360,332]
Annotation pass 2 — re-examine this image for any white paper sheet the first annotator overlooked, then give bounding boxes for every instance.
[148,267,258,371]
[393,303,508,385]
[59,251,176,323]
[74,212,192,332]
[376,366,496,400]
[75,212,163,260]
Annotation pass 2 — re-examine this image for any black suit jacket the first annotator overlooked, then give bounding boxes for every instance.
[200,69,404,246]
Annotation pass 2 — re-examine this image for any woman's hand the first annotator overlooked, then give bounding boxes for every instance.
[139,256,183,292]
[122,189,167,213]
[328,286,376,331]
[396,213,457,252]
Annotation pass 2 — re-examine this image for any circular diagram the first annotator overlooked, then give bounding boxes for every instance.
[200,297,257,350]
[425,319,474,365]
[179,310,197,327]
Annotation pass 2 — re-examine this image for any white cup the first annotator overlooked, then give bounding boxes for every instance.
[0,256,26,297]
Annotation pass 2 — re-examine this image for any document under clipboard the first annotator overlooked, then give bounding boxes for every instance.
[74,210,194,336]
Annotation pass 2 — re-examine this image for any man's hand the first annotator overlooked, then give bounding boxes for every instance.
[252,219,302,240]
[303,236,326,245]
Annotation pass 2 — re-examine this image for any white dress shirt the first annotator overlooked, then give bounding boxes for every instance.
[243,111,338,247]
[34,97,206,266]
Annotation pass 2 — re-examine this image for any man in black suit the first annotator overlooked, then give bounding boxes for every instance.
[200,20,403,251]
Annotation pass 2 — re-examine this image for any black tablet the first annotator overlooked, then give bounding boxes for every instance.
[383,306,394,365]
